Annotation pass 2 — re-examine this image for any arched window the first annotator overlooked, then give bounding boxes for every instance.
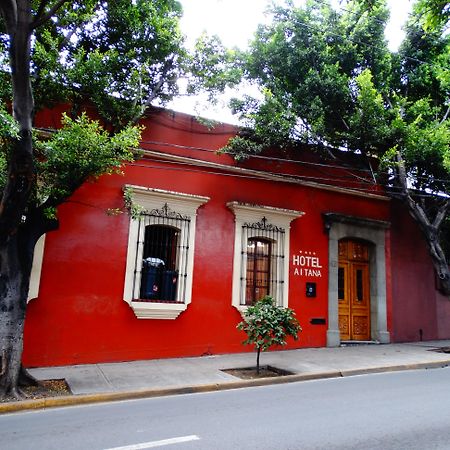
[143,225,179,271]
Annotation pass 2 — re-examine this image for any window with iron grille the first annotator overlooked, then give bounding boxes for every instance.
[228,202,303,313]
[123,185,208,319]
[135,205,190,303]
[240,219,286,306]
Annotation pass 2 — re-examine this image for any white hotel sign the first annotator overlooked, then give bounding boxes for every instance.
[292,251,323,277]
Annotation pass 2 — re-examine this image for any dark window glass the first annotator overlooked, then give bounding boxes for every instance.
[356,269,363,301]
[143,225,178,270]
[245,238,271,305]
[140,225,179,301]
[338,267,345,300]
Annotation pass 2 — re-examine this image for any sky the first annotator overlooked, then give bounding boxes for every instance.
[168,0,414,123]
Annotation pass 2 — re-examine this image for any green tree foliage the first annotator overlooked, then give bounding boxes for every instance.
[35,114,140,211]
[237,296,301,374]
[416,0,450,31]
[229,0,393,150]
[12,0,186,128]
[222,0,450,294]
[187,33,244,102]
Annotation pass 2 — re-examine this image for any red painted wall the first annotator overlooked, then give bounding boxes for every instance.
[21,108,444,367]
[389,200,450,342]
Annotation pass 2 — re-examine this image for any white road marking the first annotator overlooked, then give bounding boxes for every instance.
[103,435,200,450]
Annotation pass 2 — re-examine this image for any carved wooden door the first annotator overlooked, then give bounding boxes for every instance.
[338,240,371,341]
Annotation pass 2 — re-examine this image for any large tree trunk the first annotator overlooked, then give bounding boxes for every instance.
[0,2,35,240]
[0,211,56,398]
[0,2,70,397]
[0,1,36,397]
[0,236,29,397]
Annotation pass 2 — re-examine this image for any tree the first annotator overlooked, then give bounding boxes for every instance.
[0,0,188,398]
[223,0,450,295]
[415,0,449,31]
[237,296,301,374]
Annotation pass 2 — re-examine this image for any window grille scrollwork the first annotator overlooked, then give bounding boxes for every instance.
[243,216,285,233]
[147,203,190,221]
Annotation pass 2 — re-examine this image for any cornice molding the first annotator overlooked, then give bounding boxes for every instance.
[140,149,390,202]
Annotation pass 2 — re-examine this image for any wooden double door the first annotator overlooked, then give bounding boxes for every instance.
[338,240,371,341]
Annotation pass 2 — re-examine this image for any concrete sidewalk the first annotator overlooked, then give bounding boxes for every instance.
[29,340,450,395]
[2,340,450,413]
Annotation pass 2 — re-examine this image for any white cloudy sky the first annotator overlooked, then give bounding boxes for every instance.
[168,0,414,123]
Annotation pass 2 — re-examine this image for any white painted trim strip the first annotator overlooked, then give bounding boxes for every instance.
[104,435,200,450]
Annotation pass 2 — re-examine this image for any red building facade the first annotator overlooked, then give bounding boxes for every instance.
[22,108,450,367]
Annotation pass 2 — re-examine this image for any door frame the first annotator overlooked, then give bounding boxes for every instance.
[323,213,390,347]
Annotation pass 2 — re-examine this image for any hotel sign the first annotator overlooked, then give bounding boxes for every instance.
[292,251,323,277]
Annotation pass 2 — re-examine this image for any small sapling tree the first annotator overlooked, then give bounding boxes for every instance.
[237,296,301,374]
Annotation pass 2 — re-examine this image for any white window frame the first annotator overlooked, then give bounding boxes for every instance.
[228,202,304,315]
[28,235,46,302]
[123,185,209,319]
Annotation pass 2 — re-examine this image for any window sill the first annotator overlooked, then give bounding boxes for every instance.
[130,301,187,319]
[234,305,250,318]
[234,302,288,318]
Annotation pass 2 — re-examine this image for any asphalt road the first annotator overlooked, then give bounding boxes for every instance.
[2,367,450,450]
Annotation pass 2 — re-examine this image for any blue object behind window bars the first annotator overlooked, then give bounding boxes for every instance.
[133,203,191,303]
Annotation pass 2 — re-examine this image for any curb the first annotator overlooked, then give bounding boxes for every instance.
[1,360,449,414]
[339,360,450,377]
[0,371,340,415]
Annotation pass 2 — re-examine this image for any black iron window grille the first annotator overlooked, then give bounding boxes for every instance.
[133,203,191,303]
[240,217,285,306]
